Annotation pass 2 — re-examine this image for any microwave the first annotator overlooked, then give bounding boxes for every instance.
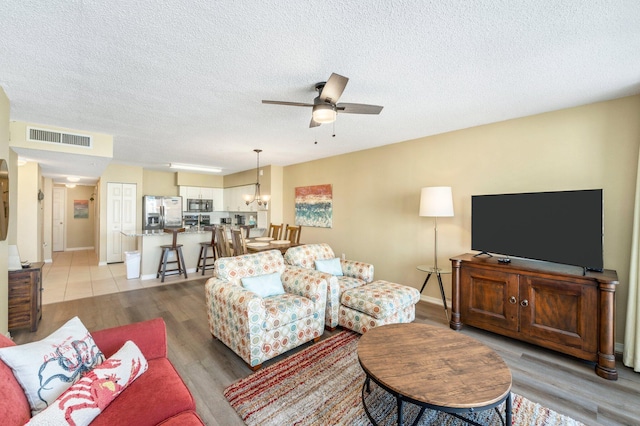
[186,198,213,212]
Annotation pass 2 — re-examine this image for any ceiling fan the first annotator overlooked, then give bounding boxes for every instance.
[262,73,383,128]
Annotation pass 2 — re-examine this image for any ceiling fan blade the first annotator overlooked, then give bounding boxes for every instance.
[262,100,314,107]
[309,117,321,128]
[319,73,348,103]
[336,103,384,115]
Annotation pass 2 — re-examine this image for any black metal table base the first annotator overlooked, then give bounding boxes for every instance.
[419,271,449,321]
[361,376,512,426]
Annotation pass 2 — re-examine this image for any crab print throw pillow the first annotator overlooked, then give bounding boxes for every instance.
[27,340,148,426]
[0,316,105,416]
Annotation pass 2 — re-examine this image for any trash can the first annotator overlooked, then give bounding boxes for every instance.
[125,251,141,279]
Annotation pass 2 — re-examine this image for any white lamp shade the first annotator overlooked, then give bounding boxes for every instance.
[419,186,454,217]
[312,104,337,123]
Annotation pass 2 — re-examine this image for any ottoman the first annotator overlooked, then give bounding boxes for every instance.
[338,280,421,334]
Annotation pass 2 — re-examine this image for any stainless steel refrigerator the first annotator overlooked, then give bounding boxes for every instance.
[142,196,183,230]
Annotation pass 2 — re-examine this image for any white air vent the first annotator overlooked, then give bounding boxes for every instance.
[27,127,92,148]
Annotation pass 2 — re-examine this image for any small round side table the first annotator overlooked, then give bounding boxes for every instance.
[416,265,451,320]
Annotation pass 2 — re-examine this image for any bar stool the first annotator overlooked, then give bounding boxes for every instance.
[156,227,188,282]
[196,226,217,276]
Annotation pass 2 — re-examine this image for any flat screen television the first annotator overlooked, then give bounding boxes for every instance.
[471,189,603,271]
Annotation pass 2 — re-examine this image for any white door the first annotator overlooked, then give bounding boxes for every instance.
[106,183,138,263]
[52,187,65,251]
[121,184,137,253]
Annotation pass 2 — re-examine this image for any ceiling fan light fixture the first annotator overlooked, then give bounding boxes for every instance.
[312,104,337,123]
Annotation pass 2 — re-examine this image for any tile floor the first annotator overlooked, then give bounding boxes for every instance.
[42,250,209,305]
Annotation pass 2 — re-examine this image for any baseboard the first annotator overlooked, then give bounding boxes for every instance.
[64,246,94,251]
[44,258,53,263]
[141,268,199,281]
[420,294,447,306]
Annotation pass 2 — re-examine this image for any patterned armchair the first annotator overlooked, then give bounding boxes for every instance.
[284,243,374,329]
[205,250,327,370]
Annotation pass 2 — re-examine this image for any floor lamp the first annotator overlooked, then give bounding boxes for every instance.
[419,186,454,319]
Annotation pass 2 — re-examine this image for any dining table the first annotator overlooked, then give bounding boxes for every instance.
[245,237,301,254]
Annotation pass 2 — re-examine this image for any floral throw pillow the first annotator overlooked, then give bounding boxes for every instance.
[27,340,148,426]
[0,316,105,416]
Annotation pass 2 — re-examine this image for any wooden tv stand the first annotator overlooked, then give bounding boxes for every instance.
[450,253,618,380]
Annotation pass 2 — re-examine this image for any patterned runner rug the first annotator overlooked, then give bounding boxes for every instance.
[224,330,585,425]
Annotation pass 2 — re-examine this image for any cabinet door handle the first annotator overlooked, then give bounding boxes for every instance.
[520,299,529,307]
[509,296,517,304]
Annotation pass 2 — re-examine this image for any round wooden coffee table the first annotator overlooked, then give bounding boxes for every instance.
[357,323,512,425]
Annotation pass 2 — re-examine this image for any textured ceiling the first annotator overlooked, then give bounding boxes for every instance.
[1,1,639,184]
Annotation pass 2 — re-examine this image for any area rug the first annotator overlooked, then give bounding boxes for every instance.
[224,331,585,425]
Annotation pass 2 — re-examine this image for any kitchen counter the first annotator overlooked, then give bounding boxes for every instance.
[121,226,266,279]
[122,229,214,279]
[122,228,209,237]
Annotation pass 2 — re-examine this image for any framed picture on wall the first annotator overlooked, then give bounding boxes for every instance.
[73,200,89,219]
[295,184,332,228]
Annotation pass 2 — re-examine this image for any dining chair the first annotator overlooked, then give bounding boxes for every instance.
[231,229,248,255]
[284,225,301,244]
[239,224,252,238]
[214,226,232,258]
[267,223,284,240]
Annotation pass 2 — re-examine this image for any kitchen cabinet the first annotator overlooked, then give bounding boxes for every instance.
[180,186,214,200]
[224,184,256,212]
[450,253,618,380]
[179,186,223,211]
[9,262,44,331]
[212,188,223,211]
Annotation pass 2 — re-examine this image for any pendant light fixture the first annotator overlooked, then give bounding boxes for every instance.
[244,149,270,207]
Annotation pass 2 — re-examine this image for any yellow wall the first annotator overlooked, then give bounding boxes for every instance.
[283,95,640,346]
[142,170,180,196]
[62,185,96,249]
[175,171,223,187]
[223,167,262,187]
[16,161,43,262]
[0,88,9,335]
[269,166,284,224]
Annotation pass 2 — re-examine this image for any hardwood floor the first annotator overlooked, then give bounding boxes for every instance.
[11,279,640,426]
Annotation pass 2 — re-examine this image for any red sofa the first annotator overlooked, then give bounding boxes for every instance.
[0,318,205,425]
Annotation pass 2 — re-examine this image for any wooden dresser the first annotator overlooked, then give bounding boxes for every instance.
[450,254,618,380]
[8,262,44,332]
